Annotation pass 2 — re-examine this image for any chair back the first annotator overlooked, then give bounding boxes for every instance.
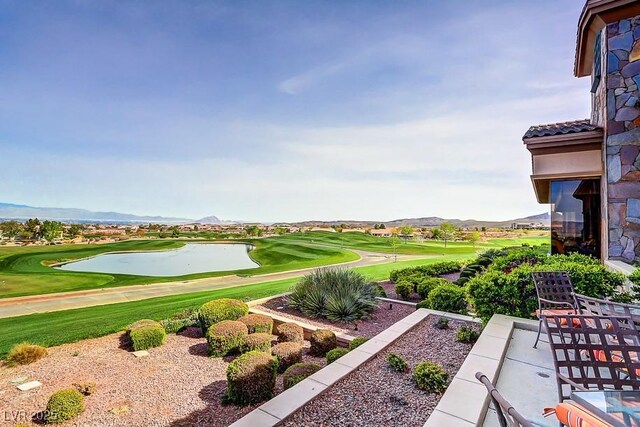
[475,372,535,427]
[543,314,640,402]
[574,293,640,328]
[531,271,577,311]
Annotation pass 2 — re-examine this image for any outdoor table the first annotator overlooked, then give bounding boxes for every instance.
[571,390,640,427]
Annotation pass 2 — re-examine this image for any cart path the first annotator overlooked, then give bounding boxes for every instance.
[0,250,432,318]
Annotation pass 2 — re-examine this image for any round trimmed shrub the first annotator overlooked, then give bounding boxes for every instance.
[6,343,47,367]
[206,320,248,357]
[326,348,349,364]
[239,313,274,334]
[310,329,337,356]
[198,298,249,333]
[45,388,85,424]
[225,351,278,405]
[413,361,449,393]
[128,319,166,351]
[283,362,322,390]
[240,333,273,353]
[426,284,467,314]
[394,280,414,299]
[348,337,369,350]
[276,322,304,343]
[271,342,303,373]
[416,277,450,299]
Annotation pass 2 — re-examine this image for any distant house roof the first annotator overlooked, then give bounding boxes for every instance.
[523,119,601,139]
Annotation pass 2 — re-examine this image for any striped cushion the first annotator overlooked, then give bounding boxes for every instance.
[534,309,580,326]
[548,402,611,427]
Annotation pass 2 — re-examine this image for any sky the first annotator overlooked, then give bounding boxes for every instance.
[0,0,592,222]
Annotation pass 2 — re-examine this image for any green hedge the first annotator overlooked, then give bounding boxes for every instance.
[326,347,350,364]
[283,362,322,389]
[426,284,467,314]
[389,261,463,283]
[198,299,249,333]
[417,277,450,299]
[206,320,248,357]
[128,319,166,351]
[225,351,278,405]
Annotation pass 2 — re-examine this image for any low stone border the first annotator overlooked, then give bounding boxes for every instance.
[229,308,478,427]
[376,296,418,306]
[423,314,537,427]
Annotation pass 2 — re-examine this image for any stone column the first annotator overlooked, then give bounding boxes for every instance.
[605,17,640,264]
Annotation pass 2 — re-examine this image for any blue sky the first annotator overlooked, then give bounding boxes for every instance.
[0,1,591,222]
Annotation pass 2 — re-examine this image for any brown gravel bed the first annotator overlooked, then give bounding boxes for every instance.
[280,315,477,427]
[0,327,325,427]
[256,296,415,337]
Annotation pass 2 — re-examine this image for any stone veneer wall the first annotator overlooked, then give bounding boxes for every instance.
[605,17,640,263]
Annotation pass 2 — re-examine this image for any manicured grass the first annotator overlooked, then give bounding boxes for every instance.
[0,239,358,298]
[0,254,471,358]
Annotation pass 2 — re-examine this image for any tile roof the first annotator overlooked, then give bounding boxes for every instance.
[523,119,601,139]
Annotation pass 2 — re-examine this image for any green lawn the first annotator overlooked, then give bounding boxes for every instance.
[0,239,359,298]
[0,255,469,358]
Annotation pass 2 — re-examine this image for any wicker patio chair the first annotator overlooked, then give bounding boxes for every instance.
[574,293,640,328]
[475,372,535,427]
[543,314,640,402]
[531,271,578,348]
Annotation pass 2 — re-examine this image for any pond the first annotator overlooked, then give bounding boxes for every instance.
[55,243,259,277]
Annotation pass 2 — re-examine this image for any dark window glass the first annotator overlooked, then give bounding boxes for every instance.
[550,179,600,257]
[591,31,601,93]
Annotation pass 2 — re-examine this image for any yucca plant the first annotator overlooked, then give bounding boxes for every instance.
[288,268,378,322]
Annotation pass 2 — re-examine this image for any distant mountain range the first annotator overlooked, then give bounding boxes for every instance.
[0,201,550,228]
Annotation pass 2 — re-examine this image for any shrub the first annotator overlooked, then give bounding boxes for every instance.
[276,322,304,343]
[416,299,429,310]
[326,347,350,364]
[198,299,249,333]
[289,268,378,322]
[6,343,47,366]
[45,388,85,424]
[432,318,449,329]
[630,268,640,300]
[225,351,278,405]
[416,277,450,299]
[394,280,414,300]
[240,333,273,353]
[375,284,387,298]
[426,284,467,314]
[238,313,273,334]
[310,329,337,356]
[128,319,166,351]
[456,326,480,343]
[413,361,448,393]
[283,362,322,389]
[160,308,199,334]
[348,337,369,350]
[73,382,96,396]
[386,353,408,372]
[271,342,303,373]
[206,320,248,357]
[389,261,463,282]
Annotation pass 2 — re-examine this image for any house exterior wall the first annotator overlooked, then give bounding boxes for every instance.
[604,17,640,263]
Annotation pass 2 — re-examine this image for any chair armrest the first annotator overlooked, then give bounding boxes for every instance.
[557,373,588,391]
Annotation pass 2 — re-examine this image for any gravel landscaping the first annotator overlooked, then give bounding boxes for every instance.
[280,315,477,427]
[0,327,325,427]
[256,296,416,337]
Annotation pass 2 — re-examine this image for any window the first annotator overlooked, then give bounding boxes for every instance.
[591,31,602,93]
[550,179,600,257]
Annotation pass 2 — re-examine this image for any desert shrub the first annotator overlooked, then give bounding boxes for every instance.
[225,351,278,405]
[240,333,273,353]
[238,313,274,334]
[375,284,387,298]
[394,280,414,300]
[271,342,303,373]
[326,348,350,364]
[432,317,449,329]
[6,343,47,366]
[206,320,248,357]
[348,337,369,350]
[310,329,337,356]
[488,246,546,272]
[276,322,304,343]
[160,308,199,334]
[416,277,450,299]
[45,388,85,424]
[456,325,480,343]
[283,362,322,390]
[72,382,96,396]
[289,268,378,322]
[426,284,467,314]
[128,319,166,351]
[389,261,463,282]
[386,352,408,372]
[413,361,448,393]
[198,298,249,333]
[467,254,625,322]
[416,299,429,310]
